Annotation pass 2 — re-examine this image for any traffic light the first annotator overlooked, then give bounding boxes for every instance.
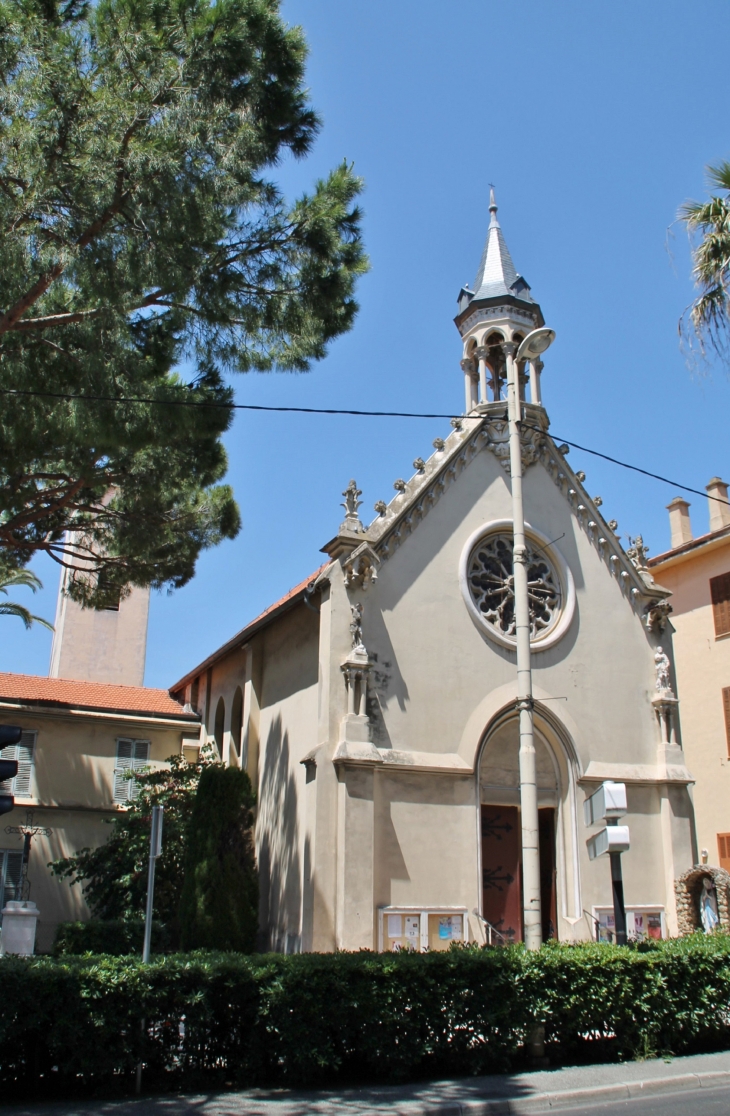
[0,726,22,817]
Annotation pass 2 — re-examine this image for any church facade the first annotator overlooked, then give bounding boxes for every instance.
[171,196,697,951]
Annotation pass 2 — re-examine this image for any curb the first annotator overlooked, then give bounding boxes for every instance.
[400,1068,730,1115]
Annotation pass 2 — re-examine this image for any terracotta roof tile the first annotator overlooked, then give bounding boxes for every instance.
[0,673,192,718]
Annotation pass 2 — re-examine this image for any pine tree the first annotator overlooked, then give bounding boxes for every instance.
[179,765,258,953]
[0,0,367,603]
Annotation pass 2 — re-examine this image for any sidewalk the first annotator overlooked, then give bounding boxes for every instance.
[7,1049,730,1116]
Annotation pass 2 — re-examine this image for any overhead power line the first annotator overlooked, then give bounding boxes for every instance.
[0,385,726,506]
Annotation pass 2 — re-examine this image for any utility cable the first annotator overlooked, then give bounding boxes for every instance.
[0,385,726,506]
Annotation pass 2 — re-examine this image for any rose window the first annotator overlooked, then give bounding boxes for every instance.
[467,534,561,642]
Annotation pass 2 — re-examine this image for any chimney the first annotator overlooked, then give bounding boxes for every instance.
[667,497,692,548]
[706,477,730,533]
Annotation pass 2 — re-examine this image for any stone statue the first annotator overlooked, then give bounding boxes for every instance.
[700,876,720,933]
[350,603,365,653]
[654,645,671,692]
[340,479,363,533]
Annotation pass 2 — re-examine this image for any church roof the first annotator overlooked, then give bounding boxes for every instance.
[169,564,328,694]
[461,189,536,309]
[0,672,195,720]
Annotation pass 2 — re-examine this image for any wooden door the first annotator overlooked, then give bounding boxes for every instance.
[538,807,557,941]
[481,805,521,942]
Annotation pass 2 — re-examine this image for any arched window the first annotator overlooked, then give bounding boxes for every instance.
[214,696,225,757]
[231,686,244,766]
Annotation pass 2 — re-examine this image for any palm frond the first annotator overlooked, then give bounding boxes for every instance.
[0,602,54,631]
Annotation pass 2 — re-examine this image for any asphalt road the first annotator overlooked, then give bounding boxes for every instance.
[551,1084,730,1114]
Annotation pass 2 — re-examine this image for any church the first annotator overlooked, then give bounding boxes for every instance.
[171,193,696,952]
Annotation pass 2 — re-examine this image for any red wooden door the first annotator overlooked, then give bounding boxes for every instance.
[481,805,521,942]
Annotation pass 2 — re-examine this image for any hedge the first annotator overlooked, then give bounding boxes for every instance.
[52,920,173,957]
[2,936,730,1099]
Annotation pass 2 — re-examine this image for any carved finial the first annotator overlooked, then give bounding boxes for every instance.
[393,478,407,493]
[350,602,365,653]
[558,444,570,455]
[627,535,650,569]
[575,471,586,482]
[608,519,618,533]
[374,500,387,516]
[413,457,426,474]
[654,645,672,693]
[593,496,603,507]
[450,417,463,431]
[432,437,445,452]
[339,479,364,534]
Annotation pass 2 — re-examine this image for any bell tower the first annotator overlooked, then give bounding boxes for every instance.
[455,189,546,414]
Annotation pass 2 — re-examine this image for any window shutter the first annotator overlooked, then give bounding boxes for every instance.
[711,573,730,637]
[114,739,134,802]
[114,739,150,802]
[718,834,730,873]
[13,732,35,798]
[723,689,730,756]
[1,849,23,906]
[0,732,35,798]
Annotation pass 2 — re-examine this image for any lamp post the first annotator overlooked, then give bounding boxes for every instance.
[585,781,630,944]
[506,325,555,951]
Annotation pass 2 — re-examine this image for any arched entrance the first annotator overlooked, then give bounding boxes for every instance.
[477,706,580,943]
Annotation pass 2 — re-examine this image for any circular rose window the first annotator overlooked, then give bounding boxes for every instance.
[460,521,575,652]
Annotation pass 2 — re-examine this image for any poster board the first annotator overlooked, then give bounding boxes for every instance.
[378,907,468,952]
[592,905,665,943]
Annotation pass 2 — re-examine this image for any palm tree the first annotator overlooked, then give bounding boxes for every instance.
[681,161,730,362]
[0,569,54,630]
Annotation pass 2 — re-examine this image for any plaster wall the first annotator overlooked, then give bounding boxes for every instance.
[50,585,150,686]
[0,708,187,934]
[652,539,730,862]
[255,604,319,953]
[344,446,694,938]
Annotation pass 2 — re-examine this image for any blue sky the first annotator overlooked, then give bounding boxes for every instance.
[4,0,730,687]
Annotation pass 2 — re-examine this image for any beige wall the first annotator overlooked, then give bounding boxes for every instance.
[50,580,150,686]
[652,539,730,864]
[0,705,189,936]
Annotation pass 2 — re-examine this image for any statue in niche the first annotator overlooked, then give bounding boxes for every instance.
[700,876,720,933]
[654,645,672,692]
[350,603,365,653]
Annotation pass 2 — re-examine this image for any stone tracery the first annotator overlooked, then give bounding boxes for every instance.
[467,533,561,641]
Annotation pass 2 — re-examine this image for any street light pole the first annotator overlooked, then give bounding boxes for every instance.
[506,327,556,951]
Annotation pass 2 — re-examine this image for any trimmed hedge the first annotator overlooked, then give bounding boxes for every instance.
[52,920,174,956]
[2,936,730,1098]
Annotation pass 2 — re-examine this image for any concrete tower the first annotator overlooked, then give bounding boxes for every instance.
[49,568,150,686]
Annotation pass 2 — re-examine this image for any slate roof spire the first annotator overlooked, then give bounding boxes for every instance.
[459,188,536,311]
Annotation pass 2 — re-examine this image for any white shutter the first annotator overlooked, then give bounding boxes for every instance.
[14,732,35,798]
[1,849,23,906]
[0,731,35,798]
[114,738,134,802]
[128,740,150,799]
[114,739,150,802]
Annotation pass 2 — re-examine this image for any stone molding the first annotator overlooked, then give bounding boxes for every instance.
[581,760,694,785]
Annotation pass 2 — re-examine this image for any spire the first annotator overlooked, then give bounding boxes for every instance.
[469,188,535,306]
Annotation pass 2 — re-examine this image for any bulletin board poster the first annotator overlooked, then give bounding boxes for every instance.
[384,913,421,951]
[596,908,663,943]
[428,913,464,951]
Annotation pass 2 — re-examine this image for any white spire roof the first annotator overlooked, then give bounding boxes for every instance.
[470,188,535,305]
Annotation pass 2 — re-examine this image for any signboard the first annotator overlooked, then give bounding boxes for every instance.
[594,906,665,943]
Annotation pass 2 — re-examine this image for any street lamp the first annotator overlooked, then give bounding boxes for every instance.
[585,781,630,944]
[504,325,555,951]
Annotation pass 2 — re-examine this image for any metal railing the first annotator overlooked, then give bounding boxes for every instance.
[472,908,509,946]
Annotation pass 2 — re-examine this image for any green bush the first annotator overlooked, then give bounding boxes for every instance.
[1,937,730,1099]
[178,766,258,952]
[52,920,173,957]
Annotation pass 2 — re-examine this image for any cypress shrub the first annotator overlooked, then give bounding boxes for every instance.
[178,765,258,952]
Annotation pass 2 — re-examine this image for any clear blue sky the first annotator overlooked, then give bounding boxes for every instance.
[4,0,730,688]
